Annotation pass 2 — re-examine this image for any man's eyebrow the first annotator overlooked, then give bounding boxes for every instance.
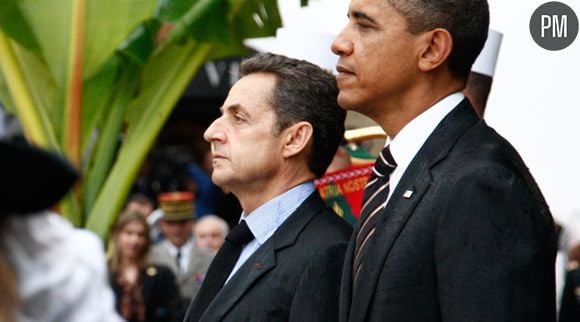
[219,103,241,114]
[351,11,377,24]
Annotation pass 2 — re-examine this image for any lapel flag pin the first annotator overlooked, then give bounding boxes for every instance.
[403,190,414,199]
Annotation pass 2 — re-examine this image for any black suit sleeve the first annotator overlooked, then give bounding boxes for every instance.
[289,242,348,322]
[434,164,557,321]
[559,268,580,322]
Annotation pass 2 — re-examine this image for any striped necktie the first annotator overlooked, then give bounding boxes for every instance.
[353,145,397,282]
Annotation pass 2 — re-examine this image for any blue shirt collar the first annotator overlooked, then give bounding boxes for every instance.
[240,181,315,245]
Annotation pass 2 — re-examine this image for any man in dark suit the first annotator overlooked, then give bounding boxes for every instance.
[559,242,580,322]
[184,53,352,322]
[331,0,557,321]
[149,191,214,303]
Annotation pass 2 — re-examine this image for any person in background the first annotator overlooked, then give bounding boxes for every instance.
[184,52,352,322]
[125,192,156,217]
[326,144,353,174]
[331,0,557,321]
[187,157,220,217]
[108,210,181,322]
[147,207,166,244]
[559,242,580,322]
[194,214,229,253]
[463,29,502,117]
[191,148,244,228]
[0,140,123,322]
[149,191,214,315]
[124,191,162,243]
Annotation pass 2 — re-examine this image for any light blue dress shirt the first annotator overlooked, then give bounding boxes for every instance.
[225,181,315,283]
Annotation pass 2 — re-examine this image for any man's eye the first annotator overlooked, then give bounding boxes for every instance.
[357,23,371,30]
[234,114,245,123]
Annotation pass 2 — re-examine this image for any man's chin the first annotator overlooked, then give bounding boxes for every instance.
[210,173,229,190]
[337,93,358,111]
[337,102,360,112]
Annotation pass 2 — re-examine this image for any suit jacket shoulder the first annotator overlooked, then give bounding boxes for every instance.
[197,192,352,322]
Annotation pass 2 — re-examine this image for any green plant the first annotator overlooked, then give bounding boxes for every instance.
[0,0,304,240]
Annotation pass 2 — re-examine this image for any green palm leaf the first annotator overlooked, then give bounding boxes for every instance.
[0,0,309,240]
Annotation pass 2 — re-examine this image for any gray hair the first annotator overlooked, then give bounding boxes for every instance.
[195,215,229,236]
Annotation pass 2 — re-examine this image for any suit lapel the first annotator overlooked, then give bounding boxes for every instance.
[200,192,327,321]
[158,241,179,273]
[350,174,431,322]
[348,100,480,322]
[201,241,277,321]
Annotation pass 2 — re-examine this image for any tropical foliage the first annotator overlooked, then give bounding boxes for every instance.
[0,0,304,240]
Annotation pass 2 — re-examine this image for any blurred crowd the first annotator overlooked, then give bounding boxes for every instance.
[105,146,241,322]
[0,139,232,322]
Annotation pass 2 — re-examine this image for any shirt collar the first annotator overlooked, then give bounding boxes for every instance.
[388,92,465,171]
[240,181,315,245]
[165,237,194,257]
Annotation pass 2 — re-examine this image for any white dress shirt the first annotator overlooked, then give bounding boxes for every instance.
[387,92,465,203]
[164,237,194,274]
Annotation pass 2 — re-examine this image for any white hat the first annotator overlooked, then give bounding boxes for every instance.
[243,0,346,72]
[471,29,503,77]
[244,28,337,72]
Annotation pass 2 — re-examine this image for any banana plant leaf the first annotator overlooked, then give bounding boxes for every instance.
[0,0,308,240]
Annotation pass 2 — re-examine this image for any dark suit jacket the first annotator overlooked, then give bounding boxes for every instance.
[185,192,352,322]
[110,264,182,322]
[559,262,580,322]
[340,99,557,322]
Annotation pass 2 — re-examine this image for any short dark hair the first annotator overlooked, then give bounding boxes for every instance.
[241,53,346,177]
[388,0,489,80]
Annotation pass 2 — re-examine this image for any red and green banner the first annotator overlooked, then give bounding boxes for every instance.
[315,164,373,226]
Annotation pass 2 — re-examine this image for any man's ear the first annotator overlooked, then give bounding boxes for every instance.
[282,121,313,158]
[417,28,453,72]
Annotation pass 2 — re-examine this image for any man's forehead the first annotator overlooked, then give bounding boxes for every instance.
[348,0,393,23]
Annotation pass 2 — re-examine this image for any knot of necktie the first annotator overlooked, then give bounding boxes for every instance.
[372,145,397,178]
[186,219,255,321]
[225,220,254,245]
